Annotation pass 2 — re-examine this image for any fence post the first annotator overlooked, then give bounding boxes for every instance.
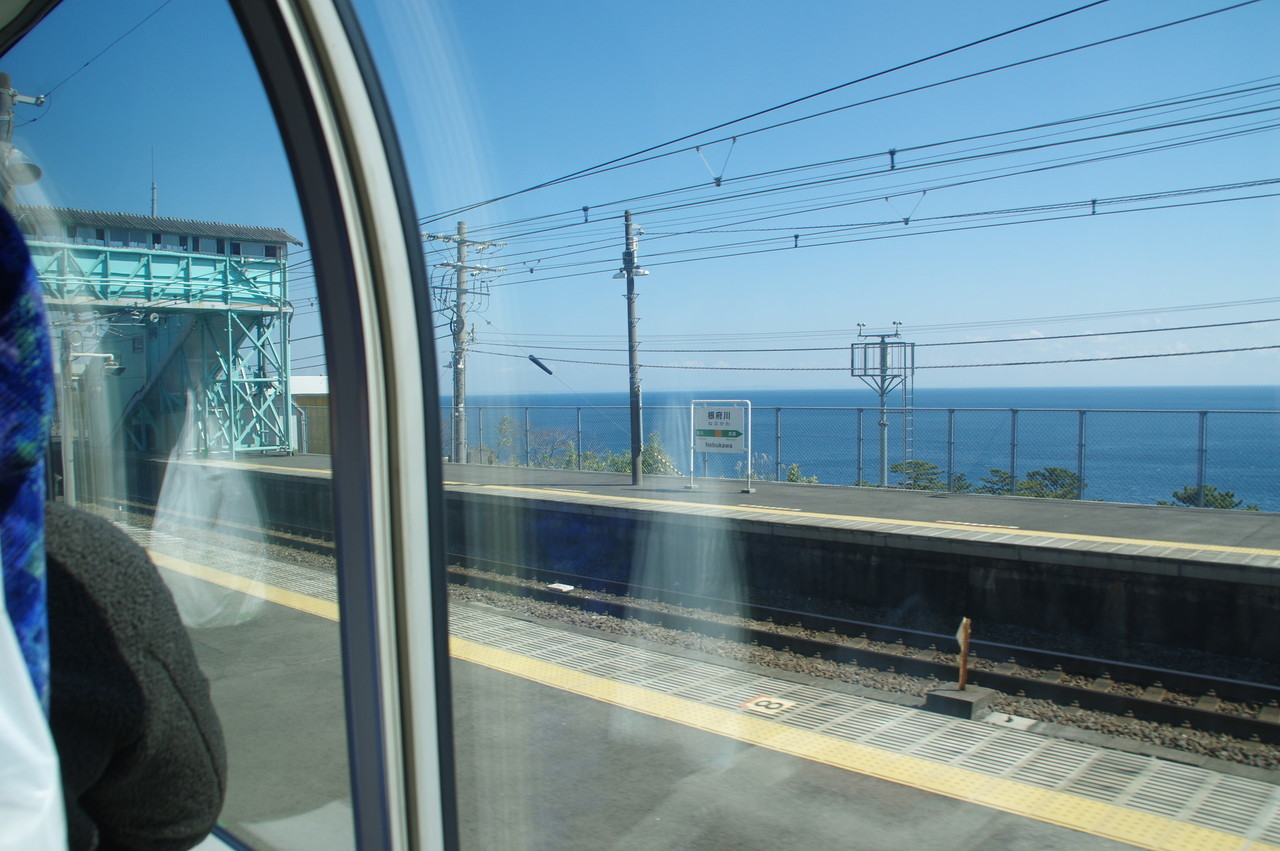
[1009,409,1019,493]
[775,407,782,481]
[1196,411,1208,506]
[476,407,484,464]
[576,408,583,471]
[1076,410,1087,499]
[946,409,955,492]
[524,408,531,467]
[856,409,864,486]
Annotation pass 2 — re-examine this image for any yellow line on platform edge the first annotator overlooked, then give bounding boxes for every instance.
[150,551,340,621]
[453,637,1278,851]
[450,481,1280,559]
[156,556,1278,851]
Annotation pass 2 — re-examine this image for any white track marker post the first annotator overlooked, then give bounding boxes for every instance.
[955,617,972,690]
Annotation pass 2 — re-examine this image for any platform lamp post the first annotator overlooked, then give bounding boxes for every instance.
[614,211,649,486]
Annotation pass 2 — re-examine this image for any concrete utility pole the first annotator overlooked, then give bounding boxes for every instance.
[0,72,44,203]
[617,210,649,486]
[424,222,501,463]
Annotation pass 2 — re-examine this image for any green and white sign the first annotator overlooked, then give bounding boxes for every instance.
[694,406,744,453]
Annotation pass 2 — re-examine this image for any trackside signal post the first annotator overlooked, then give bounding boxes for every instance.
[689,400,754,493]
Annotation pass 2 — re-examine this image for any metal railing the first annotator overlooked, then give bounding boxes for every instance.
[439,405,1279,511]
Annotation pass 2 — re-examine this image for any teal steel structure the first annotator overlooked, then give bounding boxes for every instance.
[17,205,300,461]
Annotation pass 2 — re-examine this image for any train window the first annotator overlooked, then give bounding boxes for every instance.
[5,1,1278,850]
[349,0,1277,849]
[3,1,357,848]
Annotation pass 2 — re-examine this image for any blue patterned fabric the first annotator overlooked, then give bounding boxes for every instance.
[0,205,53,712]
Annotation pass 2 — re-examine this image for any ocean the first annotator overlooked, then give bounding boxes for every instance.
[444,386,1280,511]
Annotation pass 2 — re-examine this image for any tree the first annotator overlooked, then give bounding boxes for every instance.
[1158,484,1259,510]
[786,463,819,484]
[975,467,1082,499]
[1015,467,1083,500]
[640,433,681,476]
[975,468,1015,495]
[890,459,945,491]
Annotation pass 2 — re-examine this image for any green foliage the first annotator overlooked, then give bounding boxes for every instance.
[890,459,945,490]
[887,459,972,492]
[641,433,681,476]
[786,463,819,484]
[1016,467,1084,500]
[1157,484,1259,511]
[975,467,1083,499]
[555,433,683,475]
[975,468,1015,495]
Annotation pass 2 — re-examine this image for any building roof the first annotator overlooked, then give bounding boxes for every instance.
[14,205,302,245]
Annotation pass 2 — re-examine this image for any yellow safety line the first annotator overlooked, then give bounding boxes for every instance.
[150,551,340,621]
[151,556,1280,851]
[454,637,1279,851]
[445,481,1280,559]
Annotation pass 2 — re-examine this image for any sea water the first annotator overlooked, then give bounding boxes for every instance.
[445,386,1280,511]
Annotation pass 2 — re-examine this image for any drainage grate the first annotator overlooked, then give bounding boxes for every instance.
[787,699,863,732]
[909,724,998,764]
[864,714,948,752]
[1064,751,1150,802]
[1184,775,1277,836]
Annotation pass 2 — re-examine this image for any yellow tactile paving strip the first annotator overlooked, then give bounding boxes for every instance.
[453,637,1278,851]
[151,551,341,621]
[155,552,1279,851]
[445,481,1280,561]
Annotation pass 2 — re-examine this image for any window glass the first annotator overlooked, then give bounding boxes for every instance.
[352,1,1279,848]
[5,2,347,848]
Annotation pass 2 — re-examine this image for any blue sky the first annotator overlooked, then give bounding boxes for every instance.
[5,0,1277,397]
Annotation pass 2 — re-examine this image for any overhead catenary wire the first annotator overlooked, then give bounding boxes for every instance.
[419,0,1261,225]
[418,0,1128,225]
[459,77,1280,241]
[468,114,1280,274]
[476,316,1280,354]
[467,345,1280,372]
[472,183,1280,290]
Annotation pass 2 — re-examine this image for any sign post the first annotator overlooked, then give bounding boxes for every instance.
[689,400,753,493]
[955,616,972,690]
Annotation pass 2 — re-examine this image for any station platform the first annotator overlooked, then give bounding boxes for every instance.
[219,455,1280,575]
[123,520,1280,851]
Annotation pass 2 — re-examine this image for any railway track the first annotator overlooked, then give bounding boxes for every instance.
[110,499,1280,745]
[446,555,1280,747]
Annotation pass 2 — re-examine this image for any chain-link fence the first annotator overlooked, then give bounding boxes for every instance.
[439,405,1280,511]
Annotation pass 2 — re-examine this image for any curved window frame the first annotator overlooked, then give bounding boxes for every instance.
[222,1,456,848]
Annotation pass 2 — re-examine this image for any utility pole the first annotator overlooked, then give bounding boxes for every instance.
[0,72,44,203]
[615,210,649,485]
[424,222,501,464]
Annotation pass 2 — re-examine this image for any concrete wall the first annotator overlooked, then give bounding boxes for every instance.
[446,490,1280,664]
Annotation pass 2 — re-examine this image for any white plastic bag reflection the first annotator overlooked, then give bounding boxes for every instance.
[155,393,266,628]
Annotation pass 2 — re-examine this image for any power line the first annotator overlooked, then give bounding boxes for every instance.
[470,344,1280,372]
[477,183,1279,289]
[44,0,177,97]
[480,317,1280,354]
[465,77,1280,241]
[473,117,1280,275]
[421,0,1261,225]
[418,0,1123,225]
